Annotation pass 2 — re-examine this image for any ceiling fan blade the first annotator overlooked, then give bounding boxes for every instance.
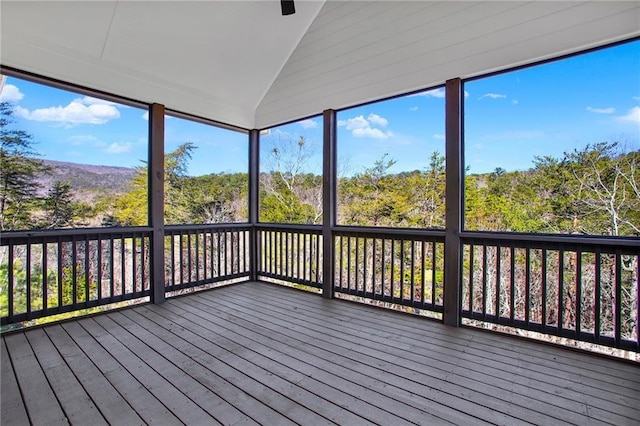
[281,0,295,15]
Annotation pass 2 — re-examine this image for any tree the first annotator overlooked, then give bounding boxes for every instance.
[0,102,47,230]
[408,151,446,228]
[563,142,639,236]
[41,181,77,229]
[260,135,323,224]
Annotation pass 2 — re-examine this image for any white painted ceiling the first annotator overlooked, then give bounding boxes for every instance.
[1,1,639,130]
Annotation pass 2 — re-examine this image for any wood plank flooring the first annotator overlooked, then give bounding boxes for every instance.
[2,281,639,425]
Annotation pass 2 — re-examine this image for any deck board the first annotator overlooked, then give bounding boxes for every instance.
[3,333,68,425]
[24,328,107,426]
[2,281,639,426]
[1,339,30,426]
[218,284,639,424]
[210,287,594,425]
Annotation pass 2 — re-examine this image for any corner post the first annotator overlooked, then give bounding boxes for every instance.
[322,109,337,298]
[248,129,260,281]
[444,78,463,326]
[149,103,165,304]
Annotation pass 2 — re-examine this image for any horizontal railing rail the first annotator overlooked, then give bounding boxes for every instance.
[334,227,446,315]
[256,224,323,289]
[1,227,152,326]
[164,224,251,292]
[461,232,640,352]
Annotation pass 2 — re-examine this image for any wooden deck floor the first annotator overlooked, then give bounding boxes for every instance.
[2,281,639,426]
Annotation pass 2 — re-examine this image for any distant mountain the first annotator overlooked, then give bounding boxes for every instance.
[36,160,137,197]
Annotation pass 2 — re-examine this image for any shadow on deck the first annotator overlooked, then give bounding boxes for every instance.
[2,281,639,425]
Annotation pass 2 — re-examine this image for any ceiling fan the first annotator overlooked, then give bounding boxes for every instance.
[281,0,295,15]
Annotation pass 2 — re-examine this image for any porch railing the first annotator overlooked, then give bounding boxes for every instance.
[461,233,640,352]
[0,227,152,326]
[334,227,445,315]
[2,225,638,352]
[164,224,251,293]
[256,224,323,289]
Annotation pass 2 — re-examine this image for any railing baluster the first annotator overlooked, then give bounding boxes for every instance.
[391,239,395,300]
[558,249,565,333]
[576,250,582,339]
[132,235,137,295]
[525,247,531,326]
[347,236,352,291]
[542,247,547,329]
[85,235,90,304]
[355,236,359,292]
[636,254,639,350]
[364,237,369,294]
[8,242,15,320]
[510,245,515,322]
[400,239,405,300]
[26,242,32,317]
[469,243,474,312]
[410,240,415,303]
[97,236,103,301]
[121,234,127,297]
[109,237,114,299]
[615,249,622,347]
[432,242,437,307]
[72,237,78,304]
[315,233,320,284]
[43,242,48,312]
[383,238,387,297]
[373,238,378,296]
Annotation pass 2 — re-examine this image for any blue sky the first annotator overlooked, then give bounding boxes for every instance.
[1,40,638,176]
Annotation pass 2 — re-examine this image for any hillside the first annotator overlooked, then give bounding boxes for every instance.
[36,160,137,197]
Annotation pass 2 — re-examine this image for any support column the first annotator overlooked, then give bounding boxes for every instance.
[149,103,165,304]
[444,78,463,326]
[248,129,260,281]
[322,109,337,298]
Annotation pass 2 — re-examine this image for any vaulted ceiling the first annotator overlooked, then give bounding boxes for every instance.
[2,1,639,130]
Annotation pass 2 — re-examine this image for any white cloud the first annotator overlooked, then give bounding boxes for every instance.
[413,88,445,98]
[410,106,419,112]
[433,134,445,140]
[353,127,393,139]
[104,142,132,154]
[80,96,119,107]
[299,119,318,129]
[0,84,24,102]
[633,96,640,101]
[367,113,388,127]
[15,97,120,126]
[512,100,519,105]
[586,106,615,114]
[479,93,507,100]
[338,114,393,139]
[338,115,369,130]
[410,88,468,98]
[617,106,640,123]
[142,111,149,121]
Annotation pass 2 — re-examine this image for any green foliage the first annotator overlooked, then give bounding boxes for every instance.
[463,142,639,236]
[260,135,322,224]
[111,142,248,225]
[0,256,98,321]
[41,181,81,229]
[339,152,447,228]
[0,102,48,230]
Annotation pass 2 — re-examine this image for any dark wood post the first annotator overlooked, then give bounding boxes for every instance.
[444,78,463,326]
[322,109,337,298]
[149,103,165,304]
[249,129,260,281]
